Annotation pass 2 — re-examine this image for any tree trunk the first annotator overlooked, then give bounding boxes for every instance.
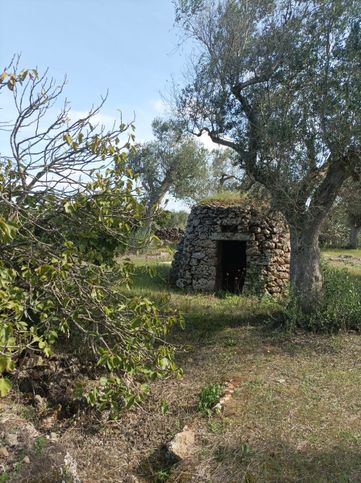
[142,178,173,236]
[289,224,323,312]
[143,202,156,236]
[348,225,360,249]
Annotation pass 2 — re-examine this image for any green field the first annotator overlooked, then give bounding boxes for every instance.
[322,248,361,278]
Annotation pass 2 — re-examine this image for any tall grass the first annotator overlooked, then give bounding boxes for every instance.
[285,263,361,332]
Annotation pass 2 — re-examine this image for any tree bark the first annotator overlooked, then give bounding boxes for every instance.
[142,178,173,235]
[348,224,360,249]
[289,224,323,312]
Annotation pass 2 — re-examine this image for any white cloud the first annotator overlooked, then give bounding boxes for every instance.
[68,111,122,130]
[149,99,168,116]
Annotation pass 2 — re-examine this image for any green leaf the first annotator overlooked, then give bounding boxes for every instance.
[0,377,11,397]
[63,133,73,145]
[0,356,14,373]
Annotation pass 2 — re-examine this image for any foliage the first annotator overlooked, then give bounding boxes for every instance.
[319,200,349,248]
[342,179,361,227]
[284,262,361,333]
[132,117,210,202]
[157,210,189,230]
[198,383,223,415]
[199,190,251,206]
[0,63,180,412]
[129,117,210,231]
[320,179,361,248]
[175,0,361,308]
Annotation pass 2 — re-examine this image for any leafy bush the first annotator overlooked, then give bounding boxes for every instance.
[198,383,223,415]
[0,64,180,413]
[284,263,361,332]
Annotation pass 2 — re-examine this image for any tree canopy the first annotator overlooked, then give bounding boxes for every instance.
[130,117,210,231]
[175,0,361,309]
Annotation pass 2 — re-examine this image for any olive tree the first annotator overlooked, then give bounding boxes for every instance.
[175,0,361,309]
[130,118,209,232]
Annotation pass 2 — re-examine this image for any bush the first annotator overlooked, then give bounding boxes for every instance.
[157,210,189,230]
[285,263,361,332]
[0,64,180,413]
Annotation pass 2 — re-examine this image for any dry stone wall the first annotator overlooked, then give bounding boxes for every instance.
[170,203,290,297]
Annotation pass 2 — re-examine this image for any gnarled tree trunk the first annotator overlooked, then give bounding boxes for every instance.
[289,224,323,312]
[142,178,172,235]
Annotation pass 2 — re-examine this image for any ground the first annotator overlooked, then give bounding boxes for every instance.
[2,249,361,482]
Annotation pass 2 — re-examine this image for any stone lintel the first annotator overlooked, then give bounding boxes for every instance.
[211,232,251,241]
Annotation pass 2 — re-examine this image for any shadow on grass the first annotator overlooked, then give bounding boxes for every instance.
[130,262,361,362]
[189,443,361,482]
[130,262,284,339]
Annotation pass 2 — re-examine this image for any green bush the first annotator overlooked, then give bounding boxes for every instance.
[285,263,361,332]
[0,65,180,414]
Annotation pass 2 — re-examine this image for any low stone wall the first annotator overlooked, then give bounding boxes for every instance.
[170,203,290,297]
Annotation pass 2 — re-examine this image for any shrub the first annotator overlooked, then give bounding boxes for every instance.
[0,64,180,413]
[284,262,361,332]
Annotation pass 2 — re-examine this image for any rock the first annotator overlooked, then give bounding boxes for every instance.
[5,433,19,447]
[64,451,81,483]
[0,447,9,458]
[49,432,59,442]
[23,455,30,464]
[34,394,47,414]
[166,426,195,462]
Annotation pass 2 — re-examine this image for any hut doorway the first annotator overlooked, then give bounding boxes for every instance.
[216,240,247,293]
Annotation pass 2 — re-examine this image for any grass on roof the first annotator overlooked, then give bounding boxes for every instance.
[198,191,251,207]
[198,190,270,209]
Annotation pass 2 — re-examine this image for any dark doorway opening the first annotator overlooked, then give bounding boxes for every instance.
[216,240,247,293]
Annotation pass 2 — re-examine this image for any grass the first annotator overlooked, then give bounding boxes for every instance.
[199,190,250,206]
[57,252,361,482]
[322,248,361,258]
[322,247,361,279]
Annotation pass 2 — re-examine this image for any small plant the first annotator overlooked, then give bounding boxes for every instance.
[155,467,171,482]
[197,383,223,415]
[0,472,9,482]
[284,262,361,332]
[160,400,169,415]
[33,436,47,455]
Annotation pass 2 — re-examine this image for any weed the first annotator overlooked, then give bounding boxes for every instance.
[33,436,47,455]
[155,467,171,482]
[285,262,361,332]
[198,383,223,415]
[160,400,169,415]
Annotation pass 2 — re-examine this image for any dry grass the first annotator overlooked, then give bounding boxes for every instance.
[197,190,271,209]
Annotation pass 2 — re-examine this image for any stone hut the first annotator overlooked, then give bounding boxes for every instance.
[170,197,290,297]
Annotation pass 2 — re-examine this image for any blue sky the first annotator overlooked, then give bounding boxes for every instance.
[0,0,203,209]
[0,0,189,141]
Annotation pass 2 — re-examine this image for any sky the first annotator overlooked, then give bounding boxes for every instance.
[0,0,188,139]
[0,0,207,209]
